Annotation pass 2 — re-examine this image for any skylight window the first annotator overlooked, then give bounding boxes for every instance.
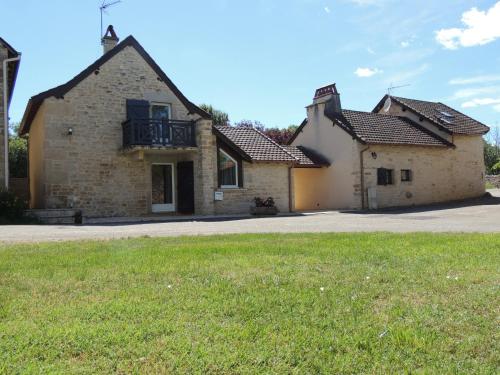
[437,109,454,118]
[438,117,453,125]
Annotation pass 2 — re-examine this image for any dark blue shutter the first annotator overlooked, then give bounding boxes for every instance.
[126,99,149,120]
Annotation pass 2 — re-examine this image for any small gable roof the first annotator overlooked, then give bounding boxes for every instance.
[0,37,21,107]
[213,125,297,163]
[374,95,489,135]
[19,35,210,135]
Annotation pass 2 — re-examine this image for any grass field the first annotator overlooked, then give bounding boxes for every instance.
[0,233,499,374]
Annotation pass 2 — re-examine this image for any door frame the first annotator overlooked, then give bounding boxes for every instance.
[151,162,176,213]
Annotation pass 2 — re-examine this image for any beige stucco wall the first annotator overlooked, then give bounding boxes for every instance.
[214,162,291,214]
[28,45,212,217]
[290,100,362,210]
[28,104,47,208]
[362,136,485,208]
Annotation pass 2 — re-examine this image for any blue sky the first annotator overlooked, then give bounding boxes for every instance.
[3,0,500,129]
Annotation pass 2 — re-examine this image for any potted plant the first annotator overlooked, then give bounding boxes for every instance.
[250,197,279,216]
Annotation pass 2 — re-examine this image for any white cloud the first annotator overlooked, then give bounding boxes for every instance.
[324,6,331,13]
[449,75,500,85]
[436,2,500,49]
[366,47,376,55]
[401,41,410,48]
[452,86,500,99]
[461,97,500,108]
[384,63,429,84]
[354,67,382,77]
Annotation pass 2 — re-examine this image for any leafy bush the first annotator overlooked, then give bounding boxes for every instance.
[254,197,276,208]
[0,190,28,224]
[492,161,500,175]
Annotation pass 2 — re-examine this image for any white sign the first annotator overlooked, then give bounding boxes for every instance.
[214,191,224,201]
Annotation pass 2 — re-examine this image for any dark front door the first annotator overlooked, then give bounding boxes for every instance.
[177,161,195,214]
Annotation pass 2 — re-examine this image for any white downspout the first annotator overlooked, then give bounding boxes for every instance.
[2,53,21,190]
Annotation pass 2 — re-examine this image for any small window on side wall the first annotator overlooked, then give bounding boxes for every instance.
[401,169,412,182]
[219,149,238,188]
[377,168,394,186]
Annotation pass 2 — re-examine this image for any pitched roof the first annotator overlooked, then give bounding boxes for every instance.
[0,37,21,107]
[213,125,297,163]
[328,109,452,147]
[19,35,210,135]
[283,145,330,167]
[374,95,489,135]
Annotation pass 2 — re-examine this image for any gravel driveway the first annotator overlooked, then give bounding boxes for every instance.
[2,190,499,243]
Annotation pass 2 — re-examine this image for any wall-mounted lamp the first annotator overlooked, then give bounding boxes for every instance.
[67,127,73,136]
[371,152,377,159]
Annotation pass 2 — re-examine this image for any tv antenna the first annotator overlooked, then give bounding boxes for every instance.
[387,83,410,95]
[100,0,121,39]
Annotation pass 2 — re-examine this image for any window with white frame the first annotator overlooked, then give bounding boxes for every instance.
[219,149,238,188]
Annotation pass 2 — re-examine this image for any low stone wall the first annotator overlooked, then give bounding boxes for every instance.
[486,175,500,188]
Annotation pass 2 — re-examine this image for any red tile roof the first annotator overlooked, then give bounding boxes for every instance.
[213,125,297,163]
[331,109,452,147]
[376,96,489,135]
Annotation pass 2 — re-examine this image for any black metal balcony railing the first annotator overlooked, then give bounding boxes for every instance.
[122,119,196,148]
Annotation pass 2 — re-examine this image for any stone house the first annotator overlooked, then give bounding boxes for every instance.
[18,28,489,218]
[289,84,489,210]
[19,27,321,218]
[0,37,21,190]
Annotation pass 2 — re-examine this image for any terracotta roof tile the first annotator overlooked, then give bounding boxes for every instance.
[326,109,452,147]
[214,125,297,162]
[390,96,489,135]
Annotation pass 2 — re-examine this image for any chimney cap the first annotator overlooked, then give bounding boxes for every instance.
[102,25,119,41]
[314,83,339,99]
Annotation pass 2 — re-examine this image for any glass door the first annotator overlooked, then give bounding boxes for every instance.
[151,103,171,145]
[151,164,175,212]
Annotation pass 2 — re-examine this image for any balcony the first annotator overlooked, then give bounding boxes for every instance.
[122,119,196,149]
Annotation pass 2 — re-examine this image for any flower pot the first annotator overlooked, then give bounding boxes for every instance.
[250,206,279,216]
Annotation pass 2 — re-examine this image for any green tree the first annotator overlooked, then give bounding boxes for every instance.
[8,123,28,178]
[199,104,229,126]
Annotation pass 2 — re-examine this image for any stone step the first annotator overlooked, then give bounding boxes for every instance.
[25,209,81,224]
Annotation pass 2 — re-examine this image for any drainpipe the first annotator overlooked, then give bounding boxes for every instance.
[359,145,370,209]
[3,54,21,190]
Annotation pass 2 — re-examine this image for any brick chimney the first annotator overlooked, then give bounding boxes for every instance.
[313,83,342,115]
[101,25,119,54]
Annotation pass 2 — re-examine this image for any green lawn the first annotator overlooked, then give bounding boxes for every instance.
[0,234,499,374]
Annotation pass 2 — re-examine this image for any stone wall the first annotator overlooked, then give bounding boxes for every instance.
[486,175,500,188]
[29,45,205,217]
[363,135,485,208]
[214,162,291,214]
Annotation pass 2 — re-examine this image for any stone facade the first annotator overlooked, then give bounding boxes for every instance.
[27,43,291,218]
[214,162,291,214]
[362,135,485,208]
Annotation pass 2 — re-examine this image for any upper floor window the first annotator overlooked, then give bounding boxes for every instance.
[219,149,238,188]
[377,168,394,186]
[150,103,171,120]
